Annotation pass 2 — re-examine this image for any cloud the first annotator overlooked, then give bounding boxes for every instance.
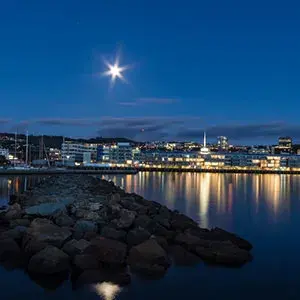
[35,118,100,126]
[118,97,179,106]
[177,122,300,142]
[0,119,12,124]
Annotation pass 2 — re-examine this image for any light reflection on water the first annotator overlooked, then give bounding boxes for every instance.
[93,282,122,300]
[103,172,295,228]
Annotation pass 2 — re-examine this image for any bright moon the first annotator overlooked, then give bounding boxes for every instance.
[103,55,129,86]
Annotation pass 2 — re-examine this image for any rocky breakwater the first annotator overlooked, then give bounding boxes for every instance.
[0,175,253,287]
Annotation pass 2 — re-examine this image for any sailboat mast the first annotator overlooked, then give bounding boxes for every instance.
[14,132,17,167]
[25,131,29,166]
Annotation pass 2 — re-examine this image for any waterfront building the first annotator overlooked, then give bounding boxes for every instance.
[96,145,110,162]
[61,142,97,163]
[217,136,229,151]
[200,132,210,155]
[110,142,133,164]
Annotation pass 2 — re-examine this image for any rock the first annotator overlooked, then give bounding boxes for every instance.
[171,213,198,231]
[73,254,100,270]
[62,239,91,257]
[109,193,121,205]
[152,214,171,229]
[28,246,70,274]
[24,219,72,249]
[101,226,127,242]
[153,224,175,241]
[90,203,103,211]
[85,237,127,265]
[175,233,205,248]
[0,238,21,261]
[159,206,171,219]
[74,220,97,233]
[54,212,75,227]
[25,203,66,217]
[0,226,27,242]
[127,227,151,247]
[210,227,253,251]
[83,231,98,241]
[113,209,136,229]
[9,219,31,228]
[75,269,131,286]
[128,239,170,275]
[4,204,23,220]
[30,218,53,228]
[195,241,252,266]
[150,236,168,251]
[169,245,201,266]
[134,215,154,230]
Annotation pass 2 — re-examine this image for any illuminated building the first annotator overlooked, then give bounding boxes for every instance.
[200,132,210,155]
[274,137,292,154]
[217,136,229,151]
[61,142,97,163]
[110,142,133,163]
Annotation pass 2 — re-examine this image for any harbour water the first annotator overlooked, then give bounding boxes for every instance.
[1,172,300,299]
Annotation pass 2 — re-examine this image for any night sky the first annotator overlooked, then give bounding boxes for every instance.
[1,1,300,144]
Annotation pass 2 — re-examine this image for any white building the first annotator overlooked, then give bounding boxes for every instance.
[61,142,97,163]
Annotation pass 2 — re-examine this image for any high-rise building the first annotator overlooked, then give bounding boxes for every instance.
[217,136,229,151]
[275,137,292,154]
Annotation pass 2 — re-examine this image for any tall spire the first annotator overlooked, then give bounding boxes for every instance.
[203,131,206,147]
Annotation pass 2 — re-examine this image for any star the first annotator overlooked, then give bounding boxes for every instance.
[103,54,129,86]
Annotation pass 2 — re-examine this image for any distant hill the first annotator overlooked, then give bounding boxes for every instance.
[0,133,136,148]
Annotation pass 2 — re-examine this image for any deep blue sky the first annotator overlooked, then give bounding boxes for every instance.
[0,0,300,144]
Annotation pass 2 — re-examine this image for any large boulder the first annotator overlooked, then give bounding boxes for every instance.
[127,227,151,247]
[101,226,127,242]
[54,212,75,227]
[174,232,210,251]
[152,214,171,229]
[210,228,253,251]
[28,246,70,274]
[171,213,198,231]
[134,215,156,232]
[113,209,136,229]
[4,203,23,220]
[74,220,97,233]
[23,219,72,249]
[0,226,27,242]
[85,237,127,265]
[62,239,91,257]
[9,219,31,228]
[195,241,252,266]
[0,238,21,261]
[128,239,170,276]
[25,203,66,217]
[73,254,101,270]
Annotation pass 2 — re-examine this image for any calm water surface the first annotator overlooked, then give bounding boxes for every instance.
[1,172,300,299]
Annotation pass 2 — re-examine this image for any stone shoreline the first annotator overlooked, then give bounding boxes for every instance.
[0,175,253,287]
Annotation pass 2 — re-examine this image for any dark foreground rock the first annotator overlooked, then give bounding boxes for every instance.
[28,246,70,274]
[0,174,253,287]
[128,239,170,276]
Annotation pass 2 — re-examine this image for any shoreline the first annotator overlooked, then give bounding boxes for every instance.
[2,166,300,175]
